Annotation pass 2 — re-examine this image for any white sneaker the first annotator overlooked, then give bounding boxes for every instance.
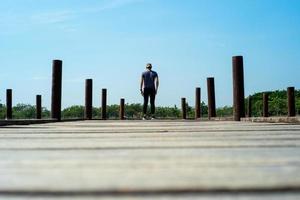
[142,117,147,120]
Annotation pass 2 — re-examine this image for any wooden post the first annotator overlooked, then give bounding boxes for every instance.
[101,89,107,120]
[181,98,187,120]
[120,98,125,120]
[51,60,62,121]
[287,87,296,117]
[263,93,269,117]
[36,95,42,119]
[247,95,252,118]
[207,77,216,119]
[85,79,93,120]
[232,56,245,121]
[195,87,201,119]
[6,89,12,120]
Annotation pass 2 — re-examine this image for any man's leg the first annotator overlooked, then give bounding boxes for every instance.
[143,88,149,116]
[150,89,156,116]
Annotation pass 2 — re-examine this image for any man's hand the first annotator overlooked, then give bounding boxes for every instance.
[140,89,144,96]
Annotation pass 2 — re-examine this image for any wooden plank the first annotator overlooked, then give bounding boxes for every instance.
[1,194,300,200]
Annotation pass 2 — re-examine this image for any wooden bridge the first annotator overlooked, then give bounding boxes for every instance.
[0,120,300,199]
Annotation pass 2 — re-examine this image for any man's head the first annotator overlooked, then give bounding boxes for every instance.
[146,63,152,70]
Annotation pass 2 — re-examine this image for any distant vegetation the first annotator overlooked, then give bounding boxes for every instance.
[246,90,300,117]
[0,90,299,119]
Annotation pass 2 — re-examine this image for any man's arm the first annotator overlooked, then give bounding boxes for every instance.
[155,76,159,94]
[140,75,144,95]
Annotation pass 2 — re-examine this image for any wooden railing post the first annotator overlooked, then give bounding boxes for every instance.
[181,98,187,120]
[6,89,12,120]
[247,95,252,118]
[101,89,107,120]
[120,98,125,120]
[195,87,201,119]
[207,77,216,119]
[263,93,269,117]
[232,56,245,121]
[85,79,93,120]
[287,87,296,117]
[51,60,62,121]
[36,95,42,119]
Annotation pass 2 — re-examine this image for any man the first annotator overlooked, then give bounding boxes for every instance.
[140,63,159,120]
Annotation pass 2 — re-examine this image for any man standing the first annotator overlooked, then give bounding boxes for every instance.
[140,63,159,120]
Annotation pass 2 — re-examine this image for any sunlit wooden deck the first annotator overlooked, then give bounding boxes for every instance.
[0,120,300,199]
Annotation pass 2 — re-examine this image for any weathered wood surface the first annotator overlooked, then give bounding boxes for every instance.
[0,120,300,199]
[241,116,300,124]
[0,119,56,126]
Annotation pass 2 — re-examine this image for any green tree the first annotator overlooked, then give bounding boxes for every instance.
[0,104,6,119]
[217,106,233,117]
[125,103,143,118]
[62,105,84,119]
[13,104,36,119]
[107,105,119,119]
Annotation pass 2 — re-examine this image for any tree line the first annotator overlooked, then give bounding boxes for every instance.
[0,89,299,119]
[246,89,300,117]
[0,103,206,119]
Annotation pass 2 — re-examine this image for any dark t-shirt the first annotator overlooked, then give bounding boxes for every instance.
[142,70,158,89]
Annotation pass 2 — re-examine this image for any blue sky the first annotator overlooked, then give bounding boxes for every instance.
[0,0,299,108]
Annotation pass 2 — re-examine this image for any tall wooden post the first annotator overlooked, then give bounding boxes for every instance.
[263,93,269,117]
[85,79,93,120]
[247,95,252,118]
[101,89,107,120]
[207,77,216,119]
[51,60,62,121]
[181,98,187,120]
[36,95,42,119]
[232,56,245,121]
[120,98,125,120]
[6,89,12,120]
[195,87,201,119]
[287,87,296,117]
